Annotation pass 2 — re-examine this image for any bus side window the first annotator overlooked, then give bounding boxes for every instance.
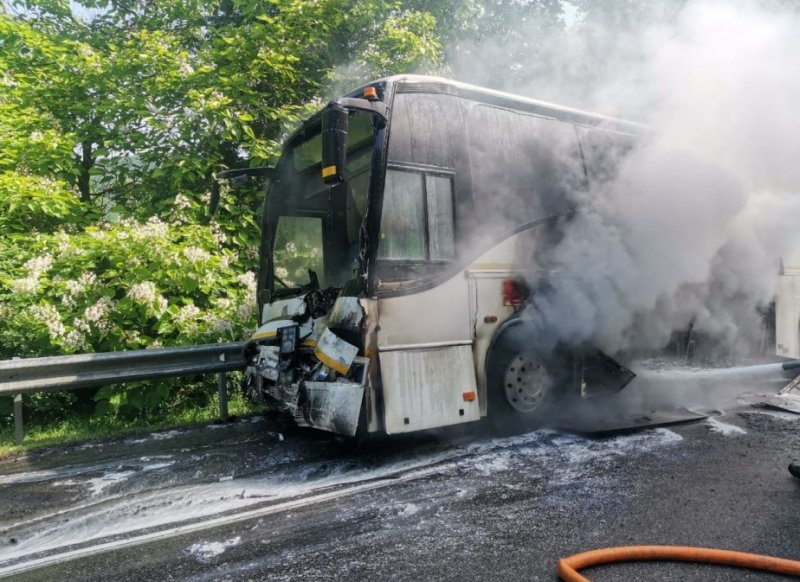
[467,104,584,232]
[378,169,455,262]
[426,174,455,260]
[378,170,426,260]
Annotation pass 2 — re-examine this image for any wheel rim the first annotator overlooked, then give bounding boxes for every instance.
[503,353,552,413]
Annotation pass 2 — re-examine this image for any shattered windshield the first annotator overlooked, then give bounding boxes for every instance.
[269,111,375,292]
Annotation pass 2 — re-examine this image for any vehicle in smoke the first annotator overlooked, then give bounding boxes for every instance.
[216,75,665,437]
[776,250,800,360]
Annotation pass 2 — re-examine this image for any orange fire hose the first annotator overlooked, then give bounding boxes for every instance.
[557,545,800,581]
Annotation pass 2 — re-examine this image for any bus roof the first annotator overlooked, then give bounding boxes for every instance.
[356,74,651,135]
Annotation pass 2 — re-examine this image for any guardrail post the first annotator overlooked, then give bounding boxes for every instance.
[13,394,23,446]
[218,372,228,422]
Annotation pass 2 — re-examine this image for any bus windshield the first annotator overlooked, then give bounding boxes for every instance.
[268,111,375,293]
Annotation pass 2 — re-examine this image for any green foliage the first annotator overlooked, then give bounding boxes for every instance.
[0,203,258,358]
[0,380,260,456]
[2,0,445,214]
[0,0,472,433]
[0,174,95,233]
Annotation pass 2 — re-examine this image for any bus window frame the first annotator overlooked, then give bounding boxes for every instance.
[376,162,456,266]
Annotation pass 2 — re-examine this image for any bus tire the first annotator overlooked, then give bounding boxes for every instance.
[486,330,564,430]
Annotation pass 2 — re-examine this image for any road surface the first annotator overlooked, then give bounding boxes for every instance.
[1,367,799,581]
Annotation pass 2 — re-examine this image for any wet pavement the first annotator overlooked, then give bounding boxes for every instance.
[1,380,799,581]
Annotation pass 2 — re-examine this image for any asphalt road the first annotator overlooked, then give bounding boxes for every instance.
[1,377,799,581]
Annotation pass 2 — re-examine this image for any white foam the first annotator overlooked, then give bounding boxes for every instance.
[472,453,512,475]
[397,503,420,517]
[86,470,137,496]
[706,417,747,436]
[0,427,684,563]
[125,429,184,445]
[84,460,174,495]
[187,536,241,563]
[150,429,183,440]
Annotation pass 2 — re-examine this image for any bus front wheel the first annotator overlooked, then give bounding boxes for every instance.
[486,332,563,428]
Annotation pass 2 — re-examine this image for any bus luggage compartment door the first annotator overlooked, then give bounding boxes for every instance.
[377,275,480,433]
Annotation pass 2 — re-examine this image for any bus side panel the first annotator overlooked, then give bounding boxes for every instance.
[380,345,480,433]
[777,251,800,358]
[376,269,478,433]
[465,234,526,416]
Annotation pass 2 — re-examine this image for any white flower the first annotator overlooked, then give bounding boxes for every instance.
[130,216,169,241]
[72,317,91,333]
[84,297,113,322]
[127,281,157,304]
[237,302,255,322]
[65,272,97,297]
[63,330,88,351]
[1,72,18,88]
[217,298,232,310]
[275,267,289,280]
[183,246,211,263]
[123,330,141,343]
[209,317,234,335]
[211,223,227,245]
[235,271,257,322]
[175,304,201,324]
[77,45,95,58]
[12,277,39,294]
[237,271,256,288]
[29,304,65,339]
[174,193,191,210]
[146,339,164,350]
[24,255,53,277]
[285,242,297,255]
[55,231,70,254]
[156,296,168,317]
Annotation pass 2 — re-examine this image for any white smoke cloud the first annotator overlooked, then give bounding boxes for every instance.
[456,0,800,358]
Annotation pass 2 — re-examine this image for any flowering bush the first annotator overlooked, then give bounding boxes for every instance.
[0,219,256,354]
[0,193,259,421]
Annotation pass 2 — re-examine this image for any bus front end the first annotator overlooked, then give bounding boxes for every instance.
[243,85,388,437]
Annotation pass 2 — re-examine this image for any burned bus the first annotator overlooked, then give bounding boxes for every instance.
[232,75,648,436]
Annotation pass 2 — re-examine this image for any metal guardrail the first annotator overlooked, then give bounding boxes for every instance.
[0,342,248,446]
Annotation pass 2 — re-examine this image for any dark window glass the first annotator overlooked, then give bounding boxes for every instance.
[378,170,426,260]
[377,169,455,266]
[271,111,376,291]
[388,93,458,168]
[273,216,324,288]
[467,105,585,231]
[426,174,455,260]
[292,133,322,171]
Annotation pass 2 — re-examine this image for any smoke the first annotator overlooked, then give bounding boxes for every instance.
[453,0,800,358]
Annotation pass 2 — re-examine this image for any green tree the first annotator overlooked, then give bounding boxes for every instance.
[0,0,448,429]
